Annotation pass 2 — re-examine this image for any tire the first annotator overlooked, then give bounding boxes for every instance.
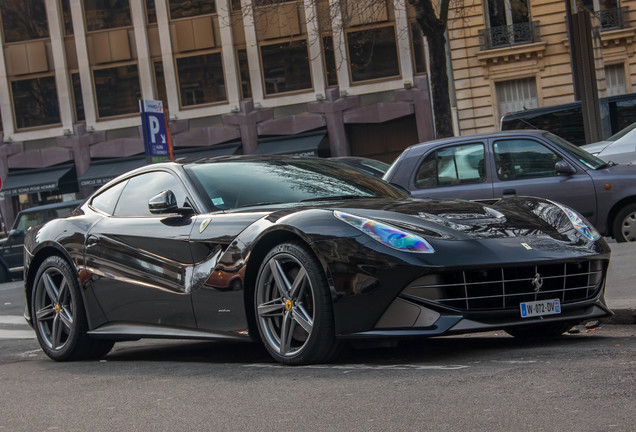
[254,242,341,365]
[505,321,575,339]
[31,256,114,361]
[613,203,636,242]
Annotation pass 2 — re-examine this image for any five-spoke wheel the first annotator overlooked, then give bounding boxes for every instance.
[255,242,339,365]
[31,256,113,361]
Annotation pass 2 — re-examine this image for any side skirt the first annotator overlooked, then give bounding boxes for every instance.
[87,322,252,342]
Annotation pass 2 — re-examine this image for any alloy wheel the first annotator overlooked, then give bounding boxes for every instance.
[34,267,75,352]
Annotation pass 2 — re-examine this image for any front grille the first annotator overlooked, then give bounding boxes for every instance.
[403,260,605,312]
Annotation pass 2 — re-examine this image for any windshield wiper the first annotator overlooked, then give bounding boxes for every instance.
[300,195,371,202]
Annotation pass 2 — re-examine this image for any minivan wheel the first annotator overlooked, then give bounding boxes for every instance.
[613,203,636,242]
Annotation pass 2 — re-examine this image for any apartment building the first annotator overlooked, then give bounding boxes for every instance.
[0,0,435,229]
[449,0,635,134]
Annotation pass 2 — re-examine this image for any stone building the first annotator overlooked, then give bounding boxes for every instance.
[448,0,635,134]
[0,0,435,228]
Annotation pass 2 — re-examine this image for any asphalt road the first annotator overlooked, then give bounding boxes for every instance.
[1,280,635,431]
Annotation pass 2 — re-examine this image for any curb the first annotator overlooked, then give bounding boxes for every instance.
[600,307,636,325]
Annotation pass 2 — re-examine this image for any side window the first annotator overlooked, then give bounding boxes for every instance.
[91,180,128,215]
[415,143,486,189]
[494,139,563,181]
[114,171,188,217]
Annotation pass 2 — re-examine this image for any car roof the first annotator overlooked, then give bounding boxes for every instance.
[17,200,83,215]
[405,130,549,152]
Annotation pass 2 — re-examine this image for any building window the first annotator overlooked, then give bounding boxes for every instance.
[154,61,169,108]
[322,36,338,87]
[176,53,226,107]
[146,0,157,24]
[1,0,49,43]
[347,26,400,83]
[84,0,132,32]
[71,73,85,122]
[93,65,141,118]
[11,76,61,129]
[483,0,533,48]
[605,64,626,96]
[260,40,312,95]
[411,23,427,75]
[237,49,252,99]
[169,0,216,19]
[61,0,74,35]
[496,77,538,116]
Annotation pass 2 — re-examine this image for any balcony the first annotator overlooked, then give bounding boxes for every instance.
[479,21,540,51]
[594,7,629,31]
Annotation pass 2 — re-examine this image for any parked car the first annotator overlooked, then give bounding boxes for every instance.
[0,200,82,281]
[383,130,636,242]
[24,156,610,365]
[581,122,636,164]
[328,156,390,178]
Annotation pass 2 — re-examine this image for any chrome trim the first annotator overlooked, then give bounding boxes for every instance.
[9,266,24,273]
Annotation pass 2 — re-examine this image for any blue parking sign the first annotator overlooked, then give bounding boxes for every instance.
[140,100,173,163]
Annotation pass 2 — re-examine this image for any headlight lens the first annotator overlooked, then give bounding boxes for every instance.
[553,203,601,241]
[334,210,435,253]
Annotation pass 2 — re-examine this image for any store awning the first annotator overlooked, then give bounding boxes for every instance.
[254,133,328,156]
[1,165,77,197]
[78,158,147,188]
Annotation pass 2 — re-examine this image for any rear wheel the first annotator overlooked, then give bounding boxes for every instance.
[31,256,114,361]
[254,242,340,365]
[505,321,575,339]
[613,203,636,242]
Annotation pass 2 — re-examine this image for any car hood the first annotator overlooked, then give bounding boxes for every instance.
[254,197,588,243]
[581,141,611,155]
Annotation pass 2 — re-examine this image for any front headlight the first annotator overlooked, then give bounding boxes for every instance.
[552,202,601,241]
[334,210,435,253]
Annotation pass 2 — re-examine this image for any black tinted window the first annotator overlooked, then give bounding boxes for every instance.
[185,159,406,210]
[415,143,486,188]
[114,172,188,217]
[91,180,127,215]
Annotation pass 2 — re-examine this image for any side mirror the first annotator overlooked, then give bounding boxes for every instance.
[149,190,178,214]
[555,161,576,175]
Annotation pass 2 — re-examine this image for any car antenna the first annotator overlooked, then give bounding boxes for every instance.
[501,110,540,131]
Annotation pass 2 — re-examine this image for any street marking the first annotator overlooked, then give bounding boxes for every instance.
[0,329,35,339]
[0,315,27,325]
[245,363,468,371]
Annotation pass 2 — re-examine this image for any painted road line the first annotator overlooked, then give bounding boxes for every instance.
[0,316,27,325]
[0,329,35,339]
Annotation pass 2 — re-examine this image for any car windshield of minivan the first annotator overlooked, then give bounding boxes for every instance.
[186,160,408,210]
[544,132,608,169]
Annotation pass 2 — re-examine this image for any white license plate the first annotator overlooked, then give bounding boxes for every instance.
[520,299,561,318]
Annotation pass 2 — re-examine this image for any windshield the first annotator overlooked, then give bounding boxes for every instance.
[606,121,636,142]
[185,158,408,210]
[543,132,608,170]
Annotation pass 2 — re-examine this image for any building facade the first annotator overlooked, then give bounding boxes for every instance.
[449,0,635,134]
[0,0,435,229]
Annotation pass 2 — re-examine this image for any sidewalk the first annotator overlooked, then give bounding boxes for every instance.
[602,241,636,324]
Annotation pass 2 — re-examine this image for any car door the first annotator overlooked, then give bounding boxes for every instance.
[408,141,495,201]
[84,170,198,328]
[490,137,598,224]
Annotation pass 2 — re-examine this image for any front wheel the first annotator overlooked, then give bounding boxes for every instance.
[613,203,636,242]
[31,256,114,361]
[254,242,340,365]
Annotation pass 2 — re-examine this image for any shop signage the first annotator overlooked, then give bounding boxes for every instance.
[140,100,173,163]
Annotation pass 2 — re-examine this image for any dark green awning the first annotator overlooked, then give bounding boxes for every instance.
[78,158,147,187]
[1,165,77,196]
[254,133,328,156]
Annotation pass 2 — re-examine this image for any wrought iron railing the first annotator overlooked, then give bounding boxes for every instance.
[594,7,628,30]
[479,21,540,50]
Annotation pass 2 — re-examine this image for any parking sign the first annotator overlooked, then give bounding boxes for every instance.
[140,100,173,163]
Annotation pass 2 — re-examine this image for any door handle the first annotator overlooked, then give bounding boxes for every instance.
[86,235,100,247]
[502,189,516,195]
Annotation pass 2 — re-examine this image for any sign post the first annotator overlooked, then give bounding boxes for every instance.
[140,100,173,163]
